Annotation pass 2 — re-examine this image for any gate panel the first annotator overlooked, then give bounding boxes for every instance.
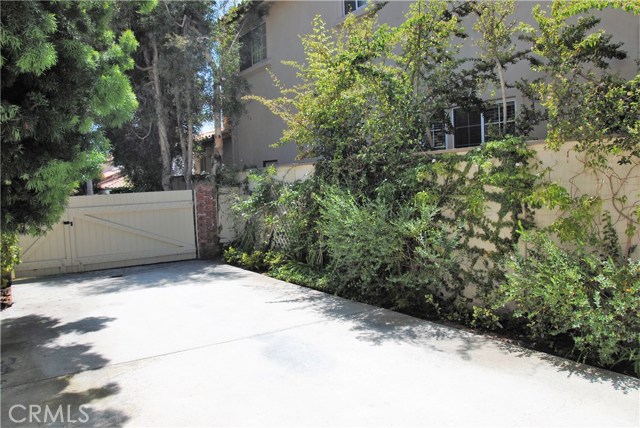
[16,218,74,275]
[16,191,197,277]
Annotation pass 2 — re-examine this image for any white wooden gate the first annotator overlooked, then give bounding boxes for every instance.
[16,191,197,277]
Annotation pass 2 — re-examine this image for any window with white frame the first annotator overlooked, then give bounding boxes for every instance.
[483,101,516,142]
[240,22,266,71]
[344,0,367,15]
[429,122,446,150]
[430,100,516,150]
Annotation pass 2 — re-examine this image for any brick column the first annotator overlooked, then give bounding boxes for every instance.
[194,182,219,259]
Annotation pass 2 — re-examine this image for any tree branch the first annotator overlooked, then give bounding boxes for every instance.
[133,123,153,140]
[135,63,152,72]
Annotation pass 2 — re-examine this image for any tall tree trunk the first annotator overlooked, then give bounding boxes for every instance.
[185,77,194,190]
[146,39,172,191]
[213,80,223,170]
[496,59,508,136]
[204,50,224,178]
[175,93,190,190]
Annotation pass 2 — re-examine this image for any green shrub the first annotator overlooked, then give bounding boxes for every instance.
[230,166,280,252]
[493,231,640,373]
[317,186,463,314]
[1,232,20,289]
[230,167,321,264]
[317,187,403,304]
[223,246,267,272]
[223,246,242,265]
[269,261,328,290]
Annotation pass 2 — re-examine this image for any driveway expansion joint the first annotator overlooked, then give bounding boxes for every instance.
[1,307,377,390]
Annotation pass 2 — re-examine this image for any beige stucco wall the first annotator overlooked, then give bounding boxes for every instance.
[219,144,640,261]
[217,162,315,244]
[218,186,240,244]
[233,0,640,168]
[531,141,640,257]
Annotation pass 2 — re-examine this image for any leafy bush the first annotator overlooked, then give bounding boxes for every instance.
[413,137,539,299]
[223,246,268,272]
[1,232,20,289]
[231,167,316,258]
[230,166,280,252]
[223,246,327,291]
[223,0,640,376]
[317,186,463,315]
[493,231,640,373]
[269,261,328,290]
[227,139,540,321]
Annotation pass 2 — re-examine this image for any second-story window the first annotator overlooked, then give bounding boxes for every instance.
[240,22,266,71]
[453,108,483,149]
[429,100,517,150]
[344,0,367,15]
[483,101,516,142]
[453,100,516,148]
[429,123,446,150]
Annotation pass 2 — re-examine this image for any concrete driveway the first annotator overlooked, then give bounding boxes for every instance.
[1,260,638,427]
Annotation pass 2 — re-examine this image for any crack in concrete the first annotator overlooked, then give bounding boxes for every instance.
[1,308,377,390]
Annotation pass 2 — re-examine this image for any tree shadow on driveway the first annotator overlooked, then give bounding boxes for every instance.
[1,314,129,427]
[272,289,640,394]
[492,338,640,394]
[14,260,249,296]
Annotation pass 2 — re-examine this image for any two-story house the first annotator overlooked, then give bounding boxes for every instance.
[225,0,639,168]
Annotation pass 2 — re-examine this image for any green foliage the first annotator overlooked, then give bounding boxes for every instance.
[268,261,327,290]
[473,0,528,138]
[108,1,212,190]
[317,185,463,314]
[1,233,21,289]
[528,182,605,246]
[1,1,141,235]
[208,1,248,131]
[473,0,519,67]
[230,166,322,266]
[397,0,482,148]
[493,231,640,373]
[109,0,247,190]
[250,12,401,192]
[527,177,638,258]
[230,165,283,251]
[229,138,540,318]
[231,2,544,326]
[248,3,482,197]
[414,137,539,298]
[522,0,639,166]
[224,245,327,290]
[317,187,406,306]
[555,0,640,17]
[224,246,267,272]
[227,2,639,376]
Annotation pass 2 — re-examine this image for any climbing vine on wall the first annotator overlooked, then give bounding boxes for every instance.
[226,1,640,375]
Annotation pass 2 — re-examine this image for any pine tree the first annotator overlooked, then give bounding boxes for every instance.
[1,1,144,235]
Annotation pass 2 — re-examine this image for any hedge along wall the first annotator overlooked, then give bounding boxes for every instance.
[218,162,316,244]
[218,142,639,261]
